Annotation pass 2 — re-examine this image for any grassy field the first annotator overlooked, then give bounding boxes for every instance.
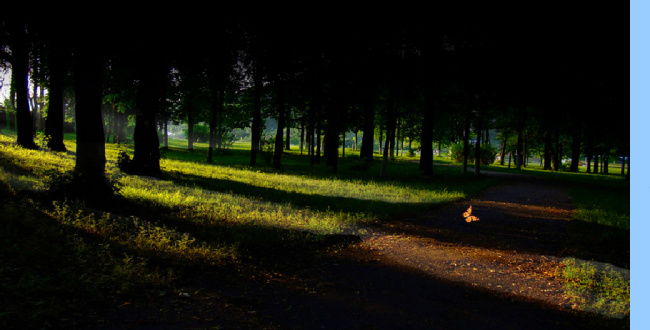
[0,132,630,327]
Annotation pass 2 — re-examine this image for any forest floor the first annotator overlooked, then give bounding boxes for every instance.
[75,171,630,329]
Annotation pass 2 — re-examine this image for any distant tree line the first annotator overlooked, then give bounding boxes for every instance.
[0,9,629,198]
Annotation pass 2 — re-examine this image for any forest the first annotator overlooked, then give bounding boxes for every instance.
[0,7,631,329]
[1,8,628,189]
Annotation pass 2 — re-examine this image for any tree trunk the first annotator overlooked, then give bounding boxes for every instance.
[285,115,291,151]
[74,44,107,191]
[208,84,223,163]
[570,119,581,172]
[273,85,286,170]
[474,108,483,176]
[186,98,194,151]
[499,132,508,166]
[419,87,434,175]
[45,38,67,151]
[516,105,524,170]
[380,91,396,177]
[12,21,37,149]
[543,129,553,170]
[131,62,163,176]
[360,85,376,161]
[462,107,470,175]
[250,65,262,166]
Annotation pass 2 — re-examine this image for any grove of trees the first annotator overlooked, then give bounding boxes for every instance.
[0,8,629,199]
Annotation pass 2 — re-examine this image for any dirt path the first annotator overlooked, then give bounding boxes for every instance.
[80,171,629,329]
[355,171,629,319]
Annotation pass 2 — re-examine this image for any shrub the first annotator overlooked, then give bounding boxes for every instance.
[450,143,497,165]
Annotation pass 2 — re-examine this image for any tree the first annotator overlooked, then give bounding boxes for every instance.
[130,59,165,176]
[44,36,67,151]
[8,20,37,149]
[73,42,108,194]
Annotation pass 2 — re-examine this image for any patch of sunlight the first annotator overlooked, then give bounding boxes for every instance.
[116,174,352,235]
[160,158,463,205]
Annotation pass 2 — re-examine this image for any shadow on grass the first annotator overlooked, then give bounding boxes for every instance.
[161,169,448,221]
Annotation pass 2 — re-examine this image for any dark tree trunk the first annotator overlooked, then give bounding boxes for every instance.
[45,38,67,152]
[12,21,37,149]
[462,108,470,175]
[499,131,508,166]
[186,98,194,151]
[208,85,223,164]
[131,62,163,176]
[285,114,291,151]
[360,85,376,161]
[74,45,107,190]
[250,66,262,166]
[552,129,561,171]
[543,129,553,170]
[273,91,286,170]
[570,119,581,172]
[324,99,340,172]
[474,108,483,176]
[516,105,525,170]
[419,89,434,175]
[380,91,396,177]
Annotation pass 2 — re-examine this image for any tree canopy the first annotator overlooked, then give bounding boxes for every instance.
[0,6,629,181]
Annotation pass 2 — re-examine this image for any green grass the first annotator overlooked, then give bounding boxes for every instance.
[0,131,630,325]
[0,132,494,326]
[559,258,630,319]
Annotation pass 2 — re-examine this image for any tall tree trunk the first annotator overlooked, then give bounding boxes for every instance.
[186,98,194,151]
[462,107,470,175]
[74,44,107,192]
[419,87,434,175]
[516,105,525,170]
[12,21,37,149]
[360,85,376,161]
[474,107,483,176]
[45,38,67,151]
[543,128,553,170]
[380,91,396,177]
[273,85,286,170]
[499,131,508,165]
[208,84,223,163]
[250,65,262,166]
[570,120,581,172]
[552,129,561,171]
[285,113,291,151]
[131,61,163,176]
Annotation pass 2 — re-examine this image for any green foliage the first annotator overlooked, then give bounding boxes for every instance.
[185,124,210,143]
[450,143,497,165]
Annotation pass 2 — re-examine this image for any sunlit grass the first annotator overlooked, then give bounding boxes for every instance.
[559,258,630,319]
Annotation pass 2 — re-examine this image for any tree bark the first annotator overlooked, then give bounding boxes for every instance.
[45,38,67,151]
[419,89,434,175]
[131,62,163,176]
[74,45,106,188]
[474,107,483,176]
[462,108,470,175]
[273,88,285,170]
[11,21,37,149]
[250,64,262,166]
[516,105,525,170]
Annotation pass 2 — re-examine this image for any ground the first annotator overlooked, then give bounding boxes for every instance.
[72,171,629,329]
